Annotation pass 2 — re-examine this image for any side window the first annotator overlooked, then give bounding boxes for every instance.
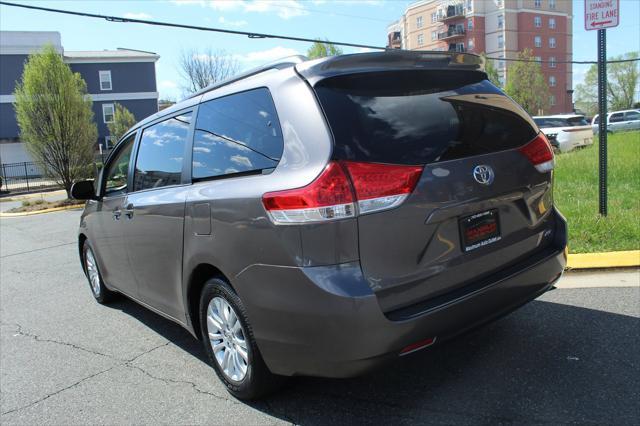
[192,88,282,180]
[133,113,191,191]
[624,111,640,121]
[104,133,135,197]
[609,113,624,123]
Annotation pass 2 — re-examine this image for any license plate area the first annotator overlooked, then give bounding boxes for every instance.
[459,209,501,252]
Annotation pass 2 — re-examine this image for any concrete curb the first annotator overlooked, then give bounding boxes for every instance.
[0,204,84,217]
[567,250,640,270]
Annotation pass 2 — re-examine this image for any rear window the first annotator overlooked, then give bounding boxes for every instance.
[535,116,588,128]
[314,71,536,165]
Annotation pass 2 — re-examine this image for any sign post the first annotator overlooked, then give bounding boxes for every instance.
[585,0,619,216]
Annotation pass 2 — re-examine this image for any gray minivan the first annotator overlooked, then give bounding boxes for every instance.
[72,51,567,399]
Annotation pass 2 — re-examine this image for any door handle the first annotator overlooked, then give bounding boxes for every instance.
[124,203,134,219]
[112,209,122,220]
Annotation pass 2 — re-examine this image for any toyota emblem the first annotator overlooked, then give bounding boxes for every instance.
[473,165,495,185]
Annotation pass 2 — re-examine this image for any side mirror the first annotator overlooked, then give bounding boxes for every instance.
[71,180,98,200]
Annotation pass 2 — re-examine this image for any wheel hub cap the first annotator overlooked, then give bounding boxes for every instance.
[85,249,101,296]
[206,297,248,382]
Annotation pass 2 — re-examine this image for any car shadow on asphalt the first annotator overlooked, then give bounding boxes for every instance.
[107,296,639,425]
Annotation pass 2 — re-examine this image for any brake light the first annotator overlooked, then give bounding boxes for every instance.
[519,133,555,172]
[342,161,424,214]
[262,161,424,224]
[262,162,355,224]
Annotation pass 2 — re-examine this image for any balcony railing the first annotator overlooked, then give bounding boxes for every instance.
[437,5,465,22]
[437,27,466,40]
[448,45,466,53]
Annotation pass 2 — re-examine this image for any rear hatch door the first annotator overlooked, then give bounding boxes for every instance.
[311,69,558,314]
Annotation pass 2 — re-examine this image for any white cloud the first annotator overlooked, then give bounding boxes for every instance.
[237,46,301,63]
[123,12,152,19]
[159,80,178,89]
[173,0,309,20]
[218,16,248,27]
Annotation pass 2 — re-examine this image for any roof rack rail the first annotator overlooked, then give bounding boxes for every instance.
[184,55,308,100]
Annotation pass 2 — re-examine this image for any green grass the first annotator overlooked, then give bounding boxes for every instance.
[554,131,640,253]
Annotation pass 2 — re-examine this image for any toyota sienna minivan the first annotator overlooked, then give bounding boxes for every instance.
[72,51,567,399]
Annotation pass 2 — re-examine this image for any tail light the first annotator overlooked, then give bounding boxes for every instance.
[519,133,555,172]
[262,161,424,224]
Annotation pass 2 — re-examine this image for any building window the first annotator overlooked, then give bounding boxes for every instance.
[534,0,541,8]
[534,16,541,28]
[468,18,473,30]
[549,0,556,10]
[534,36,542,47]
[417,16,423,28]
[431,12,437,23]
[496,0,503,8]
[104,136,116,149]
[467,0,473,12]
[549,76,556,87]
[102,104,115,123]
[99,70,112,91]
[417,33,424,46]
[498,35,504,48]
[549,57,556,68]
[499,55,505,69]
[550,95,556,106]
[498,14,504,29]
[549,37,556,48]
[431,30,437,41]
[549,18,556,29]
[468,38,475,50]
[535,56,542,63]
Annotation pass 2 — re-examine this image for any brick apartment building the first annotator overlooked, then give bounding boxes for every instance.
[387,0,573,114]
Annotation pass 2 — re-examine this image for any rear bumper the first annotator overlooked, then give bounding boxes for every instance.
[234,208,567,378]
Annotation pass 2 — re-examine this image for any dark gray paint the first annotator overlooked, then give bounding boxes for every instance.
[0,54,28,95]
[69,62,157,94]
[77,52,568,378]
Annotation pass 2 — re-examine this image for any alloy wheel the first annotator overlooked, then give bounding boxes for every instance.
[206,297,249,382]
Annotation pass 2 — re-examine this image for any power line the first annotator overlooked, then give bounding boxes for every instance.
[0,1,385,51]
[0,1,638,66]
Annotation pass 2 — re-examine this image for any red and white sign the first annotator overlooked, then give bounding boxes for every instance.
[585,0,619,31]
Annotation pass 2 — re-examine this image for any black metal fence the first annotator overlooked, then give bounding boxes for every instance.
[0,162,62,194]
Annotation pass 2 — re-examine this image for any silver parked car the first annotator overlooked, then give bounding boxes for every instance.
[592,109,640,134]
[71,51,567,399]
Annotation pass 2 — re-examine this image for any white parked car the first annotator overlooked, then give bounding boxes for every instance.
[533,115,593,153]
[592,109,640,134]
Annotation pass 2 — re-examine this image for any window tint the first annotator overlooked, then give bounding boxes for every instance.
[104,133,135,196]
[609,112,624,123]
[566,116,589,126]
[133,113,191,191]
[192,88,282,179]
[314,71,537,165]
[535,117,588,128]
[624,111,640,121]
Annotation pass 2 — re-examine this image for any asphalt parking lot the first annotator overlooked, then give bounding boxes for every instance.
[1,210,639,425]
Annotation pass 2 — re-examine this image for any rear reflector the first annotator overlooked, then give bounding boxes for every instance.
[519,133,555,172]
[262,161,424,224]
[399,337,437,356]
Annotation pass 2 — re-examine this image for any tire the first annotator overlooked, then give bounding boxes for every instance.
[199,277,284,400]
[82,242,117,304]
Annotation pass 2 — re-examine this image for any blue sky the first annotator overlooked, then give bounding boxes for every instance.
[1,0,638,100]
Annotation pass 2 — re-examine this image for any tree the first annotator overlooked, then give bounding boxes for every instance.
[178,48,239,95]
[107,103,137,143]
[481,53,502,87]
[504,49,551,115]
[574,51,639,117]
[14,45,97,198]
[307,39,343,59]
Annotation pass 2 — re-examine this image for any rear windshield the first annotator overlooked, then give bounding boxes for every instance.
[314,71,537,165]
[534,116,589,128]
